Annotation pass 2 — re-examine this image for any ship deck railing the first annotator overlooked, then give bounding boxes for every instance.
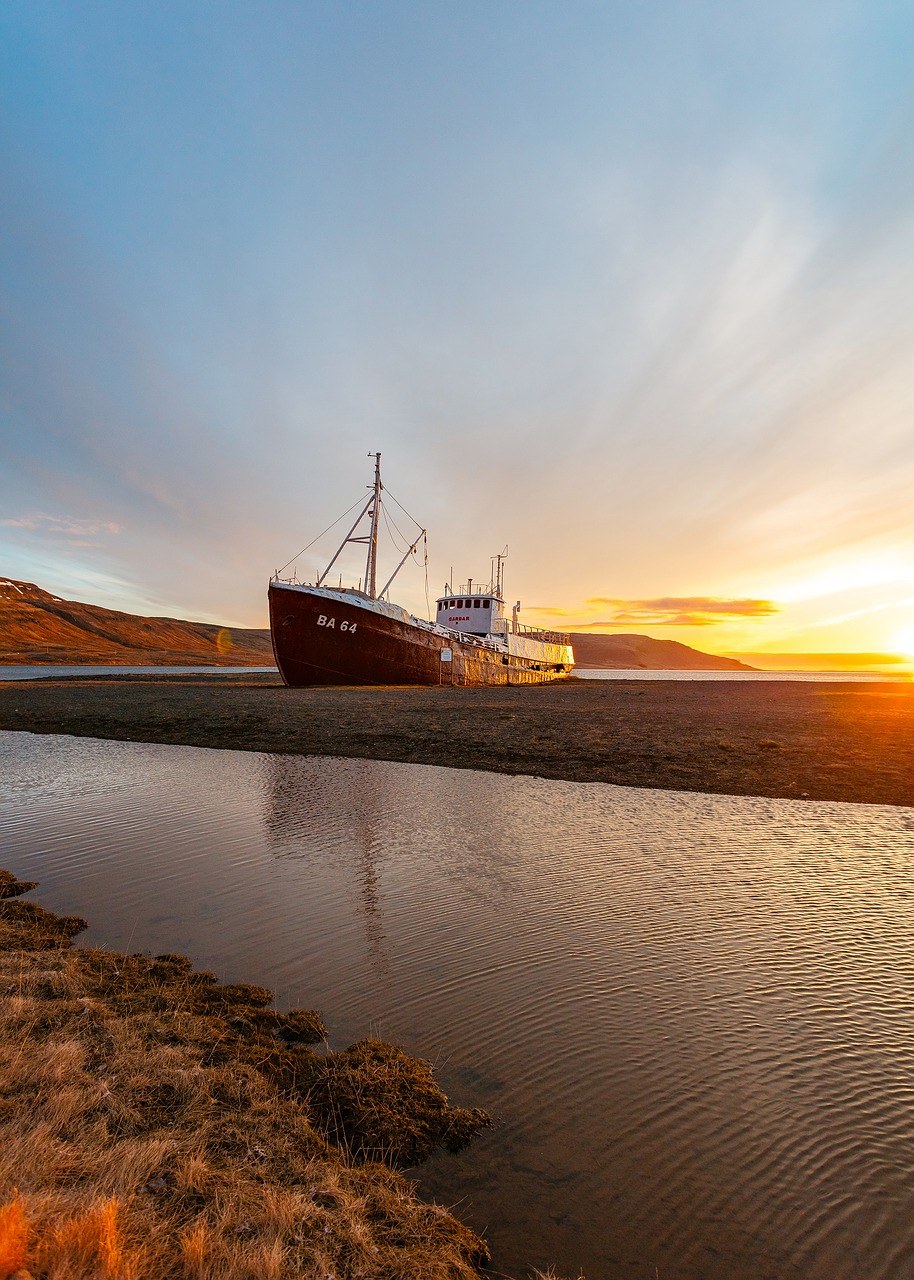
[414,617,507,651]
[490,619,571,645]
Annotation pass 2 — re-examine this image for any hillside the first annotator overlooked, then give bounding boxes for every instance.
[567,631,754,671]
[1,578,753,670]
[0,579,274,666]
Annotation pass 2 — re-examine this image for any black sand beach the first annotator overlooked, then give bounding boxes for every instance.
[1,673,912,806]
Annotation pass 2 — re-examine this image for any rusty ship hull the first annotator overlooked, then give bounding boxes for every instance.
[269,581,573,687]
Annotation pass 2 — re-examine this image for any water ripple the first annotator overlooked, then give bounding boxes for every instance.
[2,730,914,1279]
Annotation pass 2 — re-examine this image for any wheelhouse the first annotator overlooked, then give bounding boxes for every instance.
[435,594,501,636]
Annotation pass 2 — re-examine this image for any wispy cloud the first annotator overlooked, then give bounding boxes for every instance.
[2,3,913,643]
[583,597,779,626]
[1,513,122,539]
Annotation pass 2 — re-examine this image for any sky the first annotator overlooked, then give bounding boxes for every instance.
[3,1,914,663]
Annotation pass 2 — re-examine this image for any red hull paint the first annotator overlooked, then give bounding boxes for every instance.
[269,583,571,687]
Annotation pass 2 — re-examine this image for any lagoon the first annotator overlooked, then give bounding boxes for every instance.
[2,730,914,1278]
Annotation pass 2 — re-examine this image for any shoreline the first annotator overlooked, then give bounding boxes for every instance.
[1,672,913,806]
[0,868,506,1279]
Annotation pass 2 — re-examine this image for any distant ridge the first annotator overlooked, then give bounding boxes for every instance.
[567,631,754,671]
[0,577,752,671]
[0,578,273,666]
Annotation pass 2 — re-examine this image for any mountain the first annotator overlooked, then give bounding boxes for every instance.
[0,577,753,671]
[0,578,274,666]
[566,631,754,671]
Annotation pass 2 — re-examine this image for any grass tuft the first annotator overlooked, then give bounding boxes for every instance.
[299,1037,491,1167]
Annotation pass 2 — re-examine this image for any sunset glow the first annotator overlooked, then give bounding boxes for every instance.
[891,626,914,662]
[2,3,913,670]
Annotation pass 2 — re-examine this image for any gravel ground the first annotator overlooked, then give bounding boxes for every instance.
[1,672,913,806]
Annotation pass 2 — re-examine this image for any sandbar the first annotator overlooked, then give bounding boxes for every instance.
[1,673,913,806]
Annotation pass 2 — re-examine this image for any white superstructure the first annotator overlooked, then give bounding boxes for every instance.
[436,592,502,636]
[435,563,573,669]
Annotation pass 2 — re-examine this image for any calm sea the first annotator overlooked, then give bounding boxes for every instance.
[1,664,906,683]
[3,731,914,1279]
[0,665,277,681]
[576,668,910,682]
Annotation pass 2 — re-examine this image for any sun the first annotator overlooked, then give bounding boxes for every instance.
[890,625,914,661]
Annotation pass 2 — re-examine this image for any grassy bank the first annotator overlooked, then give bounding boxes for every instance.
[0,868,502,1280]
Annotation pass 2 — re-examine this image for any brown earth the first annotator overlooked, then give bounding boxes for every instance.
[2,673,913,806]
[566,631,752,670]
[0,579,273,667]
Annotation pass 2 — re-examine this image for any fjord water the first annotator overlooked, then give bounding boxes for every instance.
[575,667,908,681]
[0,665,278,680]
[3,733,914,1279]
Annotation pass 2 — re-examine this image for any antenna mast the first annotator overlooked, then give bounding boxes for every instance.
[365,452,382,599]
[495,546,507,597]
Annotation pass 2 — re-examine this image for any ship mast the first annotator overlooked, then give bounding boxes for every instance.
[365,451,382,598]
[303,451,421,599]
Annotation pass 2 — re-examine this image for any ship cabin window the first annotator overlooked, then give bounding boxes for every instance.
[441,597,503,610]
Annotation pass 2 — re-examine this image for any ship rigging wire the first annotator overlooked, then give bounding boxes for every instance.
[380,485,431,613]
[278,476,428,608]
[423,530,430,619]
[378,503,431,616]
[276,491,368,577]
[380,502,411,553]
[383,486,424,534]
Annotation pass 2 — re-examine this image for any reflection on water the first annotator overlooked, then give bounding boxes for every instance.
[2,731,914,1280]
[266,753,391,975]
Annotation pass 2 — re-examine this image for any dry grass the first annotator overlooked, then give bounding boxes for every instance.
[0,1197,29,1275]
[301,1038,490,1167]
[0,869,492,1279]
